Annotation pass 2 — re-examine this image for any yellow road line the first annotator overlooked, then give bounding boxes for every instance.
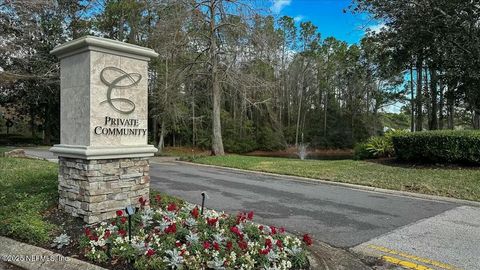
[382,255,433,270]
[367,244,461,270]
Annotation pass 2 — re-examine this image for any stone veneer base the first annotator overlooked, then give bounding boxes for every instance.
[58,157,150,224]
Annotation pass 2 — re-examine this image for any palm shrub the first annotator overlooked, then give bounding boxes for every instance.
[354,130,408,159]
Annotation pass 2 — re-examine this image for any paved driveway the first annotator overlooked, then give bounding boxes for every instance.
[149,161,457,248]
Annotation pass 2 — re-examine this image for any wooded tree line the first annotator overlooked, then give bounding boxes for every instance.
[1,0,479,153]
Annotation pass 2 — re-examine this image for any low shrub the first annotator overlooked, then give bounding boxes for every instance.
[392,130,480,164]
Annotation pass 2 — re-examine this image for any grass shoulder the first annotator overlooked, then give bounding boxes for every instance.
[192,155,480,202]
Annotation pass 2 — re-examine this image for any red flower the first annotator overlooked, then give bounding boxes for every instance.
[230,226,242,238]
[279,227,285,234]
[118,229,127,237]
[276,239,283,249]
[180,249,186,256]
[175,241,182,247]
[213,242,220,251]
[116,210,123,217]
[155,194,162,203]
[88,235,98,241]
[226,241,233,250]
[207,217,218,226]
[270,226,277,235]
[191,207,199,219]
[258,225,264,231]
[238,240,248,250]
[247,211,254,220]
[139,197,147,206]
[167,203,177,212]
[165,223,177,234]
[111,221,116,226]
[259,248,270,255]
[121,216,127,224]
[146,249,156,257]
[103,230,111,239]
[203,241,211,249]
[265,238,272,248]
[84,227,91,236]
[303,234,313,246]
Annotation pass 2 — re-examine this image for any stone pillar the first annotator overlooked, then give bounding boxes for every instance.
[50,36,158,223]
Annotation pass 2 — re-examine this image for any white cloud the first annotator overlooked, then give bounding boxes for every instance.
[272,0,292,13]
[368,23,386,34]
[293,15,304,22]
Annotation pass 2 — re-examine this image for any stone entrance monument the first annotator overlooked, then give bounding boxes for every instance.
[50,36,158,223]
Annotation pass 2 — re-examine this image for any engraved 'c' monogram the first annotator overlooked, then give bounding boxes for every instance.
[100,66,142,114]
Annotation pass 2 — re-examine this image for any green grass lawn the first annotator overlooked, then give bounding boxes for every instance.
[0,157,59,244]
[193,155,480,202]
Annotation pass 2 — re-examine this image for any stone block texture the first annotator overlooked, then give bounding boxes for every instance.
[58,157,150,224]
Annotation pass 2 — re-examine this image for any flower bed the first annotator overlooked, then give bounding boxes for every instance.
[80,195,312,269]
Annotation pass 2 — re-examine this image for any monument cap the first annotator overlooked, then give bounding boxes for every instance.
[50,35,159,60]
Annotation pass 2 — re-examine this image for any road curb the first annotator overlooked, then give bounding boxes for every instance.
[0,236,106,270]
[173,160,480,207]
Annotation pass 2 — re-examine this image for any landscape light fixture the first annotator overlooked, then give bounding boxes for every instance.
[125,205,136,242]
[201,192,207,215]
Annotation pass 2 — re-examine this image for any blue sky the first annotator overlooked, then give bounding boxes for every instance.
[271,0,377,44]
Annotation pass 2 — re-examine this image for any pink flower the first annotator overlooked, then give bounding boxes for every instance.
[303,234,313,246]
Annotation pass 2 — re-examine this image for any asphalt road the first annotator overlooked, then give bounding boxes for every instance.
[149,161,457,248]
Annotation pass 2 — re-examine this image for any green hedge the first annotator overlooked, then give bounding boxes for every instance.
[392,130,480,164]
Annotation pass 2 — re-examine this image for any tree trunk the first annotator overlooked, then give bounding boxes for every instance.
[429,68,438,130]
[438,79,445,129]
[30,107,36,138]
[446,84,455,129]
[43,105,51,145]
[210,0,224,155]
[473,109,480,129]
[295,83,304,147]
[415,59,423,131]
[157,119,166,153]
[410,65,415,132]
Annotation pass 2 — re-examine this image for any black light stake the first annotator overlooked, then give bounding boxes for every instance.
[201,192,206,215]
[125,205,135,243]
